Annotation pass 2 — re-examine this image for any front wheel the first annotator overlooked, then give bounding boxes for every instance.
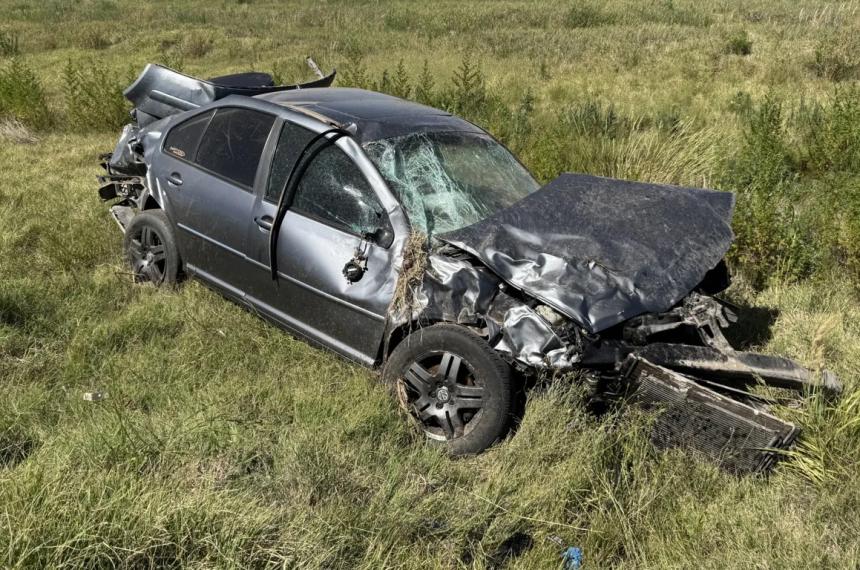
[383,324,514,455]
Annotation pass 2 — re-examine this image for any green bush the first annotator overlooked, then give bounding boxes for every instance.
[63,58,129,131]
[796,88,860,175]
[563,4,615,28]
[725,30,752,56]
[0,59,51,129]
[721,96,812,285]
[718,90,860,285]
[74,28,112,50]
[0,29,20,57]
[808,35,860,82]
[414,60,435,106]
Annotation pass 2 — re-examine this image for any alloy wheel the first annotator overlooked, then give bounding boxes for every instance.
[127,225,167,284]
[398,351,486,440]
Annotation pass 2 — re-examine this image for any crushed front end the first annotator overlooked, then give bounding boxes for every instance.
[395,174,842,474]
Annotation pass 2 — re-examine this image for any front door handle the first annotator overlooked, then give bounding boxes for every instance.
[166,172,183,186]
[255,215,273,231]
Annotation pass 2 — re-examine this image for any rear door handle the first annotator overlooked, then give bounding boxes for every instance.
[255,215,273,231]
[167,172,183,186]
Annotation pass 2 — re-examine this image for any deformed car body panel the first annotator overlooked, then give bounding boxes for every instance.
[440,173,736,333]
[98,65,843,474]
[124,63,336,126]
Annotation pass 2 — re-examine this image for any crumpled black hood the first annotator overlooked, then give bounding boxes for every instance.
[439,173,735,333]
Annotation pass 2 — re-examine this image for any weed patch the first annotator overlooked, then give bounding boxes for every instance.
[725,30,752,56]
[0,58,50,129]
[564,3,616,28]
[63,58,130,131]
[0,29,20,57]
[808,34,860,81]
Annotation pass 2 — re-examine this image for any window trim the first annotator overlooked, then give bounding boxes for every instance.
[160,105,278,193]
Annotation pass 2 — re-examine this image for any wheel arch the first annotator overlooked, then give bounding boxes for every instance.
[381,318,485,366]
[141,194,160,210]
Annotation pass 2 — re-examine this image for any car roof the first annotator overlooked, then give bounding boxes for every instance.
[255,87,485,143]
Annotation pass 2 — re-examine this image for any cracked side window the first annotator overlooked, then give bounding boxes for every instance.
[292,145,388,236]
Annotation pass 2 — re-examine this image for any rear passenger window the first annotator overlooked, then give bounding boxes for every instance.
[163,110,213,161]
[195,107,276,188]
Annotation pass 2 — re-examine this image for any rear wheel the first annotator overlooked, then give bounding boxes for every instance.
[123,210,181,286]
[383,324,514,455]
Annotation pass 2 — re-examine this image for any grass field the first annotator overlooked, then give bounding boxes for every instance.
[2,0,860,567]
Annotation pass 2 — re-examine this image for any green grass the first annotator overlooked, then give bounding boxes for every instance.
[1,0,860,567]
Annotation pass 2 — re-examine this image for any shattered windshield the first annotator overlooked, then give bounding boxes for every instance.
[363,131,539,235]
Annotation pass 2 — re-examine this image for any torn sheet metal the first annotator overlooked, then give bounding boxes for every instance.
[440,173,736,334]
[490,304,580,369]
[124,63,336,126]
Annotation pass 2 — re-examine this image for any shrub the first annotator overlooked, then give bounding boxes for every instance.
[414,59,435,106]
[795,88,860,175]
[634,0,711,27]
[0,30,20,57]
[389,59,411,99]
[0,59,51,129]
[447,53,487,117]
[725,30,752,56]
[722,97,814,285]
[75,28,112,50]
[181,32,214,59]
[563,4,615,28]
[63,58,130,131]
[565,99,633,139]
[808,35,860,82]
[339,50,371,90]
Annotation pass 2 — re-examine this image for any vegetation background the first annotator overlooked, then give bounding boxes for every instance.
[1,0,860,567]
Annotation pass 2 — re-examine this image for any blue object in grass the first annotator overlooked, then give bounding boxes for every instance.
[561,546,582,569]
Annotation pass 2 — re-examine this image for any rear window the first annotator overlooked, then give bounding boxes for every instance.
[163,110,213,161]
[195,107,276,188]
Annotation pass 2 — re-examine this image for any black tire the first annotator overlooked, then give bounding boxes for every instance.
[383,324,514,455]
[123,210,181,286]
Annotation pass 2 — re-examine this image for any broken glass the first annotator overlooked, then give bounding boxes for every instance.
[363,132,539,235]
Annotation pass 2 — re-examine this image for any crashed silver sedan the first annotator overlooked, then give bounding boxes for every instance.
[98,64,841,473]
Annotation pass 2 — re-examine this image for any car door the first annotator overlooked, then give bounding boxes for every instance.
[244,120,400,365]
[152,106,277,296]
